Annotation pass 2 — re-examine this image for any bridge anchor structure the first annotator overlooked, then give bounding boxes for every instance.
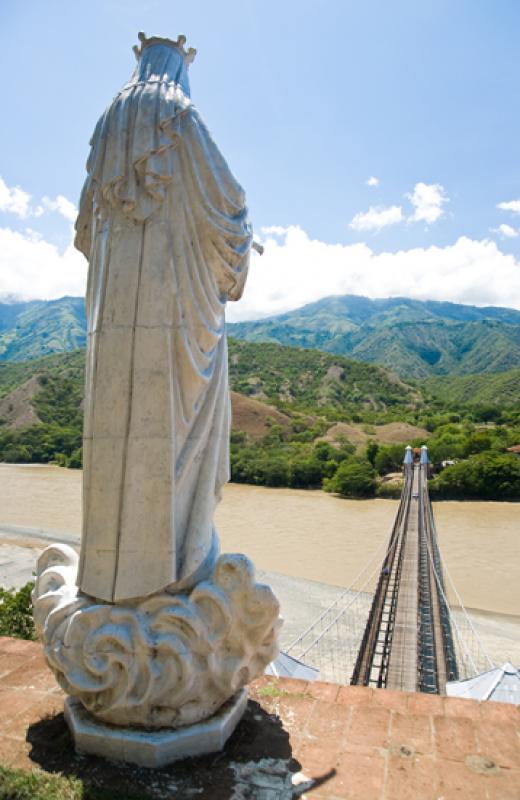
[286,445,494,692]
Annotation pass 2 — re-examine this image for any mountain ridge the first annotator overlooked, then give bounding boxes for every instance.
[237,294,520,326]
[0,297,86,362]
[1,294,520,378]
[228,295,520,378]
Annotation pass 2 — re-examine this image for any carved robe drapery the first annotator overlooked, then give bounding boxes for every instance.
[75,39,251,602]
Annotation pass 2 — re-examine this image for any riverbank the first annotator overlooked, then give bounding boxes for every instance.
[0,463,519,617]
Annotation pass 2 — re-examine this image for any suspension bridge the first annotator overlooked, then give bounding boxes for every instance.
[285,445,495,693]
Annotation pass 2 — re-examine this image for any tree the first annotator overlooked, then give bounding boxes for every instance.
[0,444,31,463]
[326,457,376,498]
[430,452,520,500]
[374,444,406,475]
[462,431,495,457]
[289,455,324,488]
[366,441,379,466]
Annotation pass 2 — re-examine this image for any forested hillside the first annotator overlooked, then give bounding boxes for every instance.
[0,341,420,417]
[228,339,421,418]
[229,295,520,378]
[0,298,85,362]
[0,339,519,500]
[425,370,520,411]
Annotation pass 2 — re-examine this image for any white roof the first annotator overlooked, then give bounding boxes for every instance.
[403,446,413,465]
[446,662,520,705]
[266,651,319,681]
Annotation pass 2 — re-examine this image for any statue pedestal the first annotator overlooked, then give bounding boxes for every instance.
[33,544,280,747]
[65,690,247,767]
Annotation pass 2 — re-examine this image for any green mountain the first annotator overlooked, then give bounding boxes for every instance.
[0,350,86,400]
[228,338,421,416]
[228,295,520,378]
[0,340,518,499]
[0,297,86,362]
[0,341,424,473]
[0,340,422,420]
[1,294,520,380]
[1,338,517,445]
[425,369,520,409]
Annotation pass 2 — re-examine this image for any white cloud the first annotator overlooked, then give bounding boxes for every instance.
[494,223,519,239]
[0,226,86,301]
[260,225,289,237]
[0,177,31,218]
[226,225,520,321]
[407,182,448,224]
[350,181,448,233]
[350,205,403,232]
[40,195,77,223]
[3,218,520,328]
[0,175,77,223]
[497,200,520,215]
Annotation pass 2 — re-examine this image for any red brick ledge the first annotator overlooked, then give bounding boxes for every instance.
[1,637,519,799]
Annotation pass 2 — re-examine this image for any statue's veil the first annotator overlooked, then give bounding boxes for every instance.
[75,39,194,254]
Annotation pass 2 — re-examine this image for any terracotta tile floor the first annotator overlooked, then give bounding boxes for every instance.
[0,636,519,799]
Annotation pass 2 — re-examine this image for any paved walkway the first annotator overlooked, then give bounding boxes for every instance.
[0,523,78,592]
[0,637,519,798]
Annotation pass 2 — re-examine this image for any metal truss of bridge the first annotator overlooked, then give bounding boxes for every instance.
[286,445,494,693]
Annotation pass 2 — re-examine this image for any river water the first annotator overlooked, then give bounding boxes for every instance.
[1,463,518,617]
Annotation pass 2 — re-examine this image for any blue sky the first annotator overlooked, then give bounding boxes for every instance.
[1,0,520,317]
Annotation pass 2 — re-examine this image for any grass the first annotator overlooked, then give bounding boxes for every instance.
[256,683,291,698]
[256,682,309,700]
[0,768,149,800]
[0,767,80,800]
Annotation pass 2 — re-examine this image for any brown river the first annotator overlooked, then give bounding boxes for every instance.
[0,463,518,617]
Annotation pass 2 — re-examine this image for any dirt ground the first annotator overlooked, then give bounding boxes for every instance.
[230,391,292,439]
[322,420,430,448]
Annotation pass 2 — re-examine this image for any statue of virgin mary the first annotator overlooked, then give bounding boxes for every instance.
[75,33,252,603]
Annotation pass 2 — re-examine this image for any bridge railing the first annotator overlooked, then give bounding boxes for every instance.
[350,464,413,686]
[285,446,496,689]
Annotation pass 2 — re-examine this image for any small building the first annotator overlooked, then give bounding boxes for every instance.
[266,651,319,681]
[506,444,520,457]
[447,662,520,705]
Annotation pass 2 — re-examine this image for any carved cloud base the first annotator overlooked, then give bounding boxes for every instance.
[65,690,247,767]
[32,544,281,730]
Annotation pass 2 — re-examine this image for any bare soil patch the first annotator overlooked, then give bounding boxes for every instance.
[322,420,429,448]
[230,391,292,439]
[0,376,41,430]
[373,421,430,444]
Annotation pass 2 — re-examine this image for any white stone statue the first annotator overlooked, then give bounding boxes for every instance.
[75,32,251,603]
[32,33,280,763]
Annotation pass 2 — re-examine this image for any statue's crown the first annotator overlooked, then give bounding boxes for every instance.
[133,32,197,65]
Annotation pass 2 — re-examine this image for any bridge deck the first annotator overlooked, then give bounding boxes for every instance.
[386,466,419,691]
[351,457,457,693]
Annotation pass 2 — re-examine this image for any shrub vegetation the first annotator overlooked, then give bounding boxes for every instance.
[0,582,34,640]
[429,452,520,500]
[324,457,377,498]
